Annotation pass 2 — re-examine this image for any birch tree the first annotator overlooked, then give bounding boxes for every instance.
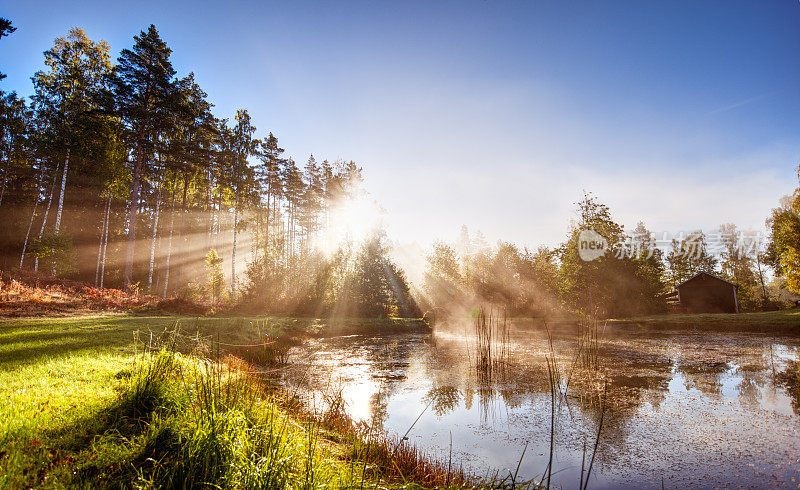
[31,28,111,236]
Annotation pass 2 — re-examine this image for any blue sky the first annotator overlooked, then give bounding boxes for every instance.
[2,0,799,250]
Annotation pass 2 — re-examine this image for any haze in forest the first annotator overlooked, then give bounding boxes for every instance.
[2,0,799,249]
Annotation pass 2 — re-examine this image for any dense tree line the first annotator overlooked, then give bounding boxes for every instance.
[424,193,776,319]
[0,22,417,317]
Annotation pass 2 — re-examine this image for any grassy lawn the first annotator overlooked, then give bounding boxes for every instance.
[0,315,449,489]
[608,309,800,332]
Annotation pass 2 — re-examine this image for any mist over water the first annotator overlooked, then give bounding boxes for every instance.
[279,322,800,488]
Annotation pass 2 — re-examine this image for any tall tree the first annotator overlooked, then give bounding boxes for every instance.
[256,133,284,255]
[109,24,176,289]
[558,192,625,318]
[718,223,759,310]
[228,109,258,301]
[31,28,112,236]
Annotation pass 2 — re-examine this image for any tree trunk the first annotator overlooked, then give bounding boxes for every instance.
[99,194,111,289]
[0,171,6,209]
[756,252,768,302]
[20,190,41,269]
[231,194,239,301]
[147,181,162,293]
[125,142,144,289]
[54,148,70,234]
[177,173,188,287]
[34,164,60,272]
[163,190,176,298]
[95,195,111,287]
[208,201,216,241]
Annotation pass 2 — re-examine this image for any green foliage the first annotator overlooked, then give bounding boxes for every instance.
[2,23,378,300]
[558,194,666,318]
[28,233,77,277]
[423,195,668,319]
[31,27,112,153]
[766,170,800,294]
[337,233,420,318]
[424,241,463,307]
[718,223,762,310]
[204,249,225,304]
[424,232,561,318]
[176,282,205,303]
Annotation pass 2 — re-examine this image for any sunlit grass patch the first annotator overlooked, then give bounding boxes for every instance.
[0,347,364,488]
[0,351,129,487]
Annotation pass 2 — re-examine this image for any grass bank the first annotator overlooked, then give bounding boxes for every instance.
[607,309,800,333]
[0,315,472,489]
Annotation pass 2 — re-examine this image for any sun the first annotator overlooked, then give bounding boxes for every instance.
[319,195,385,254]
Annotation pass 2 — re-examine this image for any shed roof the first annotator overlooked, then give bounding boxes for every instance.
[677,272,738,289]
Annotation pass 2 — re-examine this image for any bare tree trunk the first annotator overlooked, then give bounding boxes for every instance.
[95,194,111,286]
[20,190,41,269]
[214,192,221,246]
[147,181,162,293]
[207,179,215,241]
[264,187,271,262]
[174,173,189,287]
[755,252,768,303]
[231,194,239,301]
[125,141,144,289]
[34,164,59,272]
[99,194,111,290]
[53,148,70,234]
[163,190,176,298]
[0,171,6,209]
[208,202,215,241]
[252,215,258,263]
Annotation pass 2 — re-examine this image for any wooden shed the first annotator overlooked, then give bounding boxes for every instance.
[676,272,739,313]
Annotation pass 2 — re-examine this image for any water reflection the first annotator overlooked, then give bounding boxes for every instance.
[280,323,800,488]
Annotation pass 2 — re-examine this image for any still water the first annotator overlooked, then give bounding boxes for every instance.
[281,323,800,488]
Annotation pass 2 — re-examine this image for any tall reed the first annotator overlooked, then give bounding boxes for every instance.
[473,307,511,383]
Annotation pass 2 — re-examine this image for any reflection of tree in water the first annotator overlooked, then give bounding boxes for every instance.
[776,357,800,415]
[423,326,683,470]
[677,361,728,396]
[424,386,460,416]
[736,366,766,412]
[369,385,392,430]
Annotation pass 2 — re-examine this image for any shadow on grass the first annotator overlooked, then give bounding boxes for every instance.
[31,354,181,487]
[0,326,166,370]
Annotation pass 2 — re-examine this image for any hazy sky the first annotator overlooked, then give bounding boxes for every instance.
[2,0,799,250]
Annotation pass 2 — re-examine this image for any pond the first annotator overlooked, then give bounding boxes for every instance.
[279,322,800,488]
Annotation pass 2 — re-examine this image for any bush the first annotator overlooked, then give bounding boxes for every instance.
[29,234,78,278]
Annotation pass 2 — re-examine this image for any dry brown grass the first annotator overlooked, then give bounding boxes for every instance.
[0,270,206,317]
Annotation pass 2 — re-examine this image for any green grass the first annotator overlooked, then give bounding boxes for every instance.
[0,315,459,489]
[0,315,428,371]
[608,309,800,332]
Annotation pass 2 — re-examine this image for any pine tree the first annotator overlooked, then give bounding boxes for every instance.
[256,133,285,259]
[110,24,177,289]
[228,109,258,301]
